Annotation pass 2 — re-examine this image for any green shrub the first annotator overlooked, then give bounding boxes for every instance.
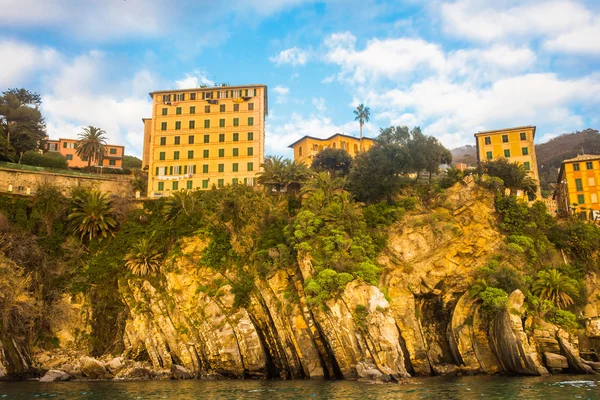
[479,287,509,314]
[21,150,68,169]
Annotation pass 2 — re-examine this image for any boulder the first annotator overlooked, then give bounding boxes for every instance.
[107,357,125,374]
[544,353,568,369]
[79,357,112,379]
[115,366,153,380]
[39,369,70,382]
[171,364,192,380]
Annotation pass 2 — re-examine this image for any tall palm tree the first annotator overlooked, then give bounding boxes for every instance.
[68,190,117,241]
[124,237,162,276]
[353,104,371,152]
[484,159,538,198]
[258,156,312,193]
[532,269,578,309]
[76,126,108,168]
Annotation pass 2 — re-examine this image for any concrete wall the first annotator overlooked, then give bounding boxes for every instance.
[0,167,134,197]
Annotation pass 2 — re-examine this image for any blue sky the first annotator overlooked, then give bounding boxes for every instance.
[1,0,599,158]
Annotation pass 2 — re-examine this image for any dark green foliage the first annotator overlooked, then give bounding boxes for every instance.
[483,158,538,199]
[311,148,353,175]
[231,271,254,309]
[122,155,142,169]
[478,287,509,314]
[474,259,525,294]
[200,229,233,272]
[21,151,68,169]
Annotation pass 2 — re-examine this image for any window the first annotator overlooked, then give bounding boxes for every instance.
[247,162,254,171]
[248,132,254,141]
[157,167,166,176]
[486,151,493,160]
[162,94,171,102]
[174,151,180,160]
[190,93,196,101]
[504,149,511,157]
[248,117,254,126]
[109,159,116,166]
[248,103,254,111]
[219,149,225,157]
[587,161,594,169]
[578,194,585,205]
[108,148,116,154]
[203,149,209,158]
[205,105,210,113]
[232,178,238,185]
[188,164,196,174]
[233,104,239,112]
[190,106,196,114]
[204,119,210,128]
[233,118,239,127]
[219,119,225,128]
[247,147,253,156]
[218,164,224,172]
[188,135,195,144]
[175,121,181,130]
[233,132,239,142]
[66,154,73,160]
[520,132,527,140]
[160,137,166,146]
[174,93,184,101]
[162,108,167,116]
[189,120,195,129]
[592,193,598,203]
[173,181,179,190]
[204,134,210,143]
[159,152,165,160]
[220,104,226,112]
[522,147,528,156]
[233,148,239,157]
[218,179,224,188]
[576,178,584,191]
[203,92,213,100]
[524,161,530,171]
[176,107,182,115]
[161,122,167,131]
[158,182,164,191]
[173,165,181,175]
[502,135,509,143]
[202,180,209,189]
[573,163,580,171]
[589,177,596,186]
[174,136,180,145]
[188,150,194,159]
[187,181,193,189]
[299,146,303,156]
[233,163,238,172]
[203,164,208,173]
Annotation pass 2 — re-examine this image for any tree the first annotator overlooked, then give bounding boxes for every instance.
[423,136,452,182]
[353,104,371,152]
[311,148,353,175]
[76,126,108,168]
[532,269,578,309]
[483,158,538,198]
[122,155,142,169]
[21,150,68,169]
[124,237,162,276]
[68,190,117,241]
[0,89,46,162]
[258,155,312,193]
[162,190,200,221]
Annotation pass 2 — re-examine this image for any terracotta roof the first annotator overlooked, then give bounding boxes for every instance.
[287,133,375,148]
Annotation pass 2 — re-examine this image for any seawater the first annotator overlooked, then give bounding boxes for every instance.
[1,375,599,399]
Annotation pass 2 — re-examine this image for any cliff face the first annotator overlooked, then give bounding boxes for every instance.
[5,178,600,380]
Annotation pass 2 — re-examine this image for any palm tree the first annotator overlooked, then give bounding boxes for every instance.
[353,104,371,152]
[258,156,312,193]
[76,126,108,168]
[162,189,199,221]
[124,237,162,276]
[68,190,117,241]
[532,269,578,309]
[484,158,538,198]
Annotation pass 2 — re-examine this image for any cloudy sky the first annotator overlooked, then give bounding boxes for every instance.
[1,0,599,157]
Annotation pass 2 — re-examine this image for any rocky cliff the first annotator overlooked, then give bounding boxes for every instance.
[4,178,600,381]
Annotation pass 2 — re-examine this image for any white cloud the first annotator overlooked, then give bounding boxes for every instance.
[273,85,290,103]
[312,97,326,113]
[543,17,600,54]
[270,47,310,66]
[174,71,215,89]
[0,40,59,87]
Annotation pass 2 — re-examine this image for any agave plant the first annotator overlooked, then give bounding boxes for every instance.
[532,269,578,309]
[68,190,117,241]
[124,237,162,276]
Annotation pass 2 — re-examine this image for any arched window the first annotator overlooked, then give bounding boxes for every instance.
[319,145,323,151]
[333,142,337,148]
[342,141,347,150]
[353,144,358,153]
[314,144,318,151]
[299,146,303,156]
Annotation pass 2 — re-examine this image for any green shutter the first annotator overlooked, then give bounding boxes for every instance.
[169,166,173,175]
[155,167,159,175]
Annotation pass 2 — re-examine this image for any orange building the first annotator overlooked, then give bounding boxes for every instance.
[46,138,125,168]
[288,133,375,166]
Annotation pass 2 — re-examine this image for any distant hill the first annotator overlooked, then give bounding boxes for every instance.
[450,129,600,193]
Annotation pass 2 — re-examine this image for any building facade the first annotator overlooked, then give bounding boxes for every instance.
[143,84,267,196]
[288,133,375,166]
[474,126,541,198]
[556,154,600,219]
[46,138,124,168]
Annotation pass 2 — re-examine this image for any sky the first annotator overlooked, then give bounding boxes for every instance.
[1,0,599,158]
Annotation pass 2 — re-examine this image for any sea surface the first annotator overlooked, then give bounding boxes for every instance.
[1,375,599,399]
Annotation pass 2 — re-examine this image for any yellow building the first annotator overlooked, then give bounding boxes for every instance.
[143,84,267,196]
[474,126,541,198]
[288,133,375,166]
[556,154,600,220]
